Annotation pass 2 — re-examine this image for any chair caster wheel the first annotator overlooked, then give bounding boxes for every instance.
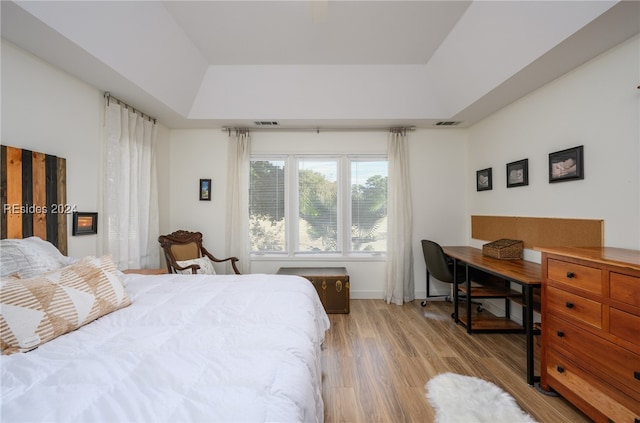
[477,305,483,312]
[421,300,427,307]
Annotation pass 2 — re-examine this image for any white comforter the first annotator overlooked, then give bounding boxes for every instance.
[1,273,330,423]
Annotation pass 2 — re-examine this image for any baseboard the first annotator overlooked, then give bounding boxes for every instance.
[349,290,454,302]
[350,290,385,300]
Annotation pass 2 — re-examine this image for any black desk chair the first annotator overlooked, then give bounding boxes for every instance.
[420,239,483,315]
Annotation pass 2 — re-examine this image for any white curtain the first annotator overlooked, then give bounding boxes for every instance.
[385,128,415,305]
[225,129,251,273]
[103,99,159,270]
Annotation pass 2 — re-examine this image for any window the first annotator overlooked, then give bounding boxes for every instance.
[351,159,387,252]
[298,158,338,252]
[249,159,286,252]
[249,155,387,256]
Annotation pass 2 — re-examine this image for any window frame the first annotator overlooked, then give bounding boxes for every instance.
[249,154,387,260]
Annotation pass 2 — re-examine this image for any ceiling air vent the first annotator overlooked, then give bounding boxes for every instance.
[434,121,461,126]
[254,121,279,126]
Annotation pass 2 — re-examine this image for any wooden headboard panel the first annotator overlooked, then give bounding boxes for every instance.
[471,215,603,249]
[1,145,68,255]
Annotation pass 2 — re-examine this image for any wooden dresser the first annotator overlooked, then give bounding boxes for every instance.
[538,247,640,423]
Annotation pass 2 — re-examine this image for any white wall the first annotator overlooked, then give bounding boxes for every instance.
[167,129,469,298]
[465,35,639,321]
[167,128,230,262]
[168,36,640,301]
[1,39,172,259]
[467,34,640,254]
[4,33,638,299]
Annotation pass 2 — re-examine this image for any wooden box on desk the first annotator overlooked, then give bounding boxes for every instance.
[276,267,350,314]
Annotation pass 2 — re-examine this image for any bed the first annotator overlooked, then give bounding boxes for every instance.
[0,237,330,422]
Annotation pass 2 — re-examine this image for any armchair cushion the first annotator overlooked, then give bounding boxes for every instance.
[170,243,199,261]
[175,257,217,275]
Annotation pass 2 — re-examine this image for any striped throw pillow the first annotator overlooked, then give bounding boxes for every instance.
[0,255,131,355]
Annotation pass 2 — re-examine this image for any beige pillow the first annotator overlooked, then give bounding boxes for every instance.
[0,255,131,355]
[175,256,216,275]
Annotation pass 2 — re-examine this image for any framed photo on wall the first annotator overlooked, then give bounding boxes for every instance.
[72,212,98,235]
[549,146,584,183]
[199,178,212,201]
[476,168,492,191]
[506,159,529,188]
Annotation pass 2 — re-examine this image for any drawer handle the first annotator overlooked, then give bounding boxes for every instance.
[556,331,565,338]
[565,302,574,309]
[556,366,565,374]
[634,371,640,381]
[566,271,575,278]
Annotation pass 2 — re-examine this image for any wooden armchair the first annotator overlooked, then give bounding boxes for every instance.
[158,230,240,274]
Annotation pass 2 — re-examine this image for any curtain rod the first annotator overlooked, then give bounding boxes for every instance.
[221,126,416,135]
[104,92,157,124]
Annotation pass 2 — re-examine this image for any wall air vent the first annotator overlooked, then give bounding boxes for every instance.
[434,121,461,126]
[254,121,280,126]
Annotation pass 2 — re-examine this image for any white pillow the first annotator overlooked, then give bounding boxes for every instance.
[0,237,76,279]
[175,256,216,275]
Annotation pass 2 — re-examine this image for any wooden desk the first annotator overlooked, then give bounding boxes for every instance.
[443,246,542,386]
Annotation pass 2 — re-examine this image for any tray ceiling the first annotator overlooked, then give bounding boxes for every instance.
[2,1,639,129]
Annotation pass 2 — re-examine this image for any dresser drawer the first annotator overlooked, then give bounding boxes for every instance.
[545,348,640,423]
[610,307,640,348]
[540,247,640,423]
[547,258,602,294]
[611,272,640,307]
[546,285,602,329]
[545,314,640,396]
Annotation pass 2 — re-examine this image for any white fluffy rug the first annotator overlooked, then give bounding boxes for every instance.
[425,373,538,423]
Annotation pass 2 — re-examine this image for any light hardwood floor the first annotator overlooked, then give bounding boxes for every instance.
[321,299,592,423]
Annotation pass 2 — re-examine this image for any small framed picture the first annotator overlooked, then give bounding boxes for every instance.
[476,168,492,191]
[506,159,529,188]
[549,146,584,183]
[72,212,98,236]
[199,178,212,201]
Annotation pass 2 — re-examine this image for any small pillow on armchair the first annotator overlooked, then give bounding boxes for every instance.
[175,257,217,275]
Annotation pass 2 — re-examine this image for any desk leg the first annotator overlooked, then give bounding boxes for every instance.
[466,264,472,334]
[452,259,460,323]
[524,284,535,386]
[504,280,511,319]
